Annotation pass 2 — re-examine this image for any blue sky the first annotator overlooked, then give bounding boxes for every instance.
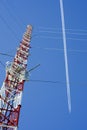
[0,0,87,130]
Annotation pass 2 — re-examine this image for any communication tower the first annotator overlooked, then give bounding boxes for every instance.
[0,25,32,130]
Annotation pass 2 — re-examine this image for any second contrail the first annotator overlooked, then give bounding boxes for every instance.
[59,0,71,113]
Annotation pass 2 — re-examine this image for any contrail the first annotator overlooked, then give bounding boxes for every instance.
[59,0,71,113]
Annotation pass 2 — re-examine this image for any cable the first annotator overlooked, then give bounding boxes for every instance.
[1,0,24,30]
[0,52,14,57]
[0,52,14,68]
[30,79,64,84]
[29,79,87,87]
[0,61,5,68]
[3,78,87,87]
[32,46,87,53]
[67,37,87,41]
[35,30,87,36]
[34,35,87,41]
[38,26,87,33]
[0,13,19,41]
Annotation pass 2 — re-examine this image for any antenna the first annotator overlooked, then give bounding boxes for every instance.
[29,64,40,72]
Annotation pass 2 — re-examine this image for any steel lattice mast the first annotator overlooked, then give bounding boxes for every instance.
[0,25,32,130]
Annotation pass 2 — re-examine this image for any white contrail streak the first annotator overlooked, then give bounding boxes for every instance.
[59,0,71,113]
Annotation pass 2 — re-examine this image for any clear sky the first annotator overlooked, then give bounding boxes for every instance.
[0,0,87,130]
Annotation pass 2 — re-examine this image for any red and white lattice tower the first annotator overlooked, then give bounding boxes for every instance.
[0,25,32,130]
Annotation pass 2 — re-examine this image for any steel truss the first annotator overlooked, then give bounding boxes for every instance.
[0,25,32,130]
